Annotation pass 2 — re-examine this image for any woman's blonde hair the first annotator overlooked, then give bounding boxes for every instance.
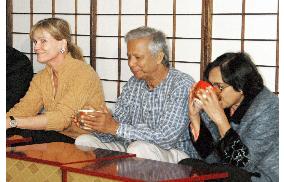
[30,17,84,61]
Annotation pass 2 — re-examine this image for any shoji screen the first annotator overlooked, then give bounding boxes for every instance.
[212,0,279,93]
[8,0,279,111]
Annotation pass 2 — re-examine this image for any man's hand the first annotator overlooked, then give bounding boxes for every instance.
[79,105,119,135]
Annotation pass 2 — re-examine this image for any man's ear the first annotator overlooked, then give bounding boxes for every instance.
[156,51,164,64]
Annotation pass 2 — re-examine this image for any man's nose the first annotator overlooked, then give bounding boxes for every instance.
[128,57,136,67]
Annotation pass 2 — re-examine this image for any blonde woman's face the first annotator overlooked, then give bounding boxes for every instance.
[32,30,63,64]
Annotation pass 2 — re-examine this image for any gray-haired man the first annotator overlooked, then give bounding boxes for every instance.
[75,26,198,163]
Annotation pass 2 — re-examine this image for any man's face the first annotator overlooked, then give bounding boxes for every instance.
[127,37,160,80]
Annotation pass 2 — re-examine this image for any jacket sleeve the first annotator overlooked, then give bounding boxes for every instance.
[6,47,33,112]
[7,74,43,117]
[190,119,215,159]
[215,128,249,167]
[45,69,105,131]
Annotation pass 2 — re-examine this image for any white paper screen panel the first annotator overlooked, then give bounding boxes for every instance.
[77,15,90,35]
[245,0,278,13]
[147,15,173,36]
[258,67,276,92]
[96,59,118,80]
[13,14,30,33]
[33,0,52,13]
[13,34,30,53]
[148,0,173,14]
[212,15,242,39]
[102,81,118,102]
[244,41,277,66]
[13,0,30,13]
[176,15,201,38]
[121,0,145,14]
[55,0,75,13]
[176,0,201,14]
[212,40,241,61]
[121,15,145,36]
[96,37,118,58]
[97,0,119,14]
[245,15,277,39]
[77,36,90,57]
[97,16,118,36]
[213,0,242,13]
[175,39,201,62]
[77,0,90,13]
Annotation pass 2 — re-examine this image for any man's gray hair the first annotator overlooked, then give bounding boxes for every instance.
[125,26,170,68]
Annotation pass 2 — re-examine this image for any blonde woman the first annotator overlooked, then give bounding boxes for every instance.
[6,18,105,144]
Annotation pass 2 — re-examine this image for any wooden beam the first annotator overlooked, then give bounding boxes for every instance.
[172,0,176,67]
[200,0,213,80]
[90,0,97,70]
[6,0,13,47]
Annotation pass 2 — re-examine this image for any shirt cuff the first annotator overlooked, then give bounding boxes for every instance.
[116,123,129,138]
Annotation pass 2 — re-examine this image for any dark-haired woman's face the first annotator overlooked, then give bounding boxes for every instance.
[208,67,244,109]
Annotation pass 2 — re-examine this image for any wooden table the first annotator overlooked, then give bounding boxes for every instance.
[6,139,228,182]
[6,136,32,147]
[61,157,229,182]
[6,142,135,182]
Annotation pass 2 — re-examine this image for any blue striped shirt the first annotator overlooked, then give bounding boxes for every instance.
[92,67,198,157]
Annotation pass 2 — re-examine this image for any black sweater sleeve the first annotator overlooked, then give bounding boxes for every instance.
[216,128,249,167]
[190,121,250,168]
[190,120,215,159]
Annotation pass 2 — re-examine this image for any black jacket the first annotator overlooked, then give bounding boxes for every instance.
[6,46,33,112]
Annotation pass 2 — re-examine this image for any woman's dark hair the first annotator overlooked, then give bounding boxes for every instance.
[204,52,263,98]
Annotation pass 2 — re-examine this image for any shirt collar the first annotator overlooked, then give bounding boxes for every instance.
[225,89,262,124]
[46,53,73,76]
[143,67,172,92]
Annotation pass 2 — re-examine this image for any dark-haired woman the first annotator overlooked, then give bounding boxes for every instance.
[179,52,278,182]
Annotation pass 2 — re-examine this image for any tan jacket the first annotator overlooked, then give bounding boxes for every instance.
[7,53,105,138]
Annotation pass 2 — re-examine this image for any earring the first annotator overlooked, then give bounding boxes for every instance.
[60,48,65,54]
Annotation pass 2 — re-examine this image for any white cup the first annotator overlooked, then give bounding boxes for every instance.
[77,109,95,131]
